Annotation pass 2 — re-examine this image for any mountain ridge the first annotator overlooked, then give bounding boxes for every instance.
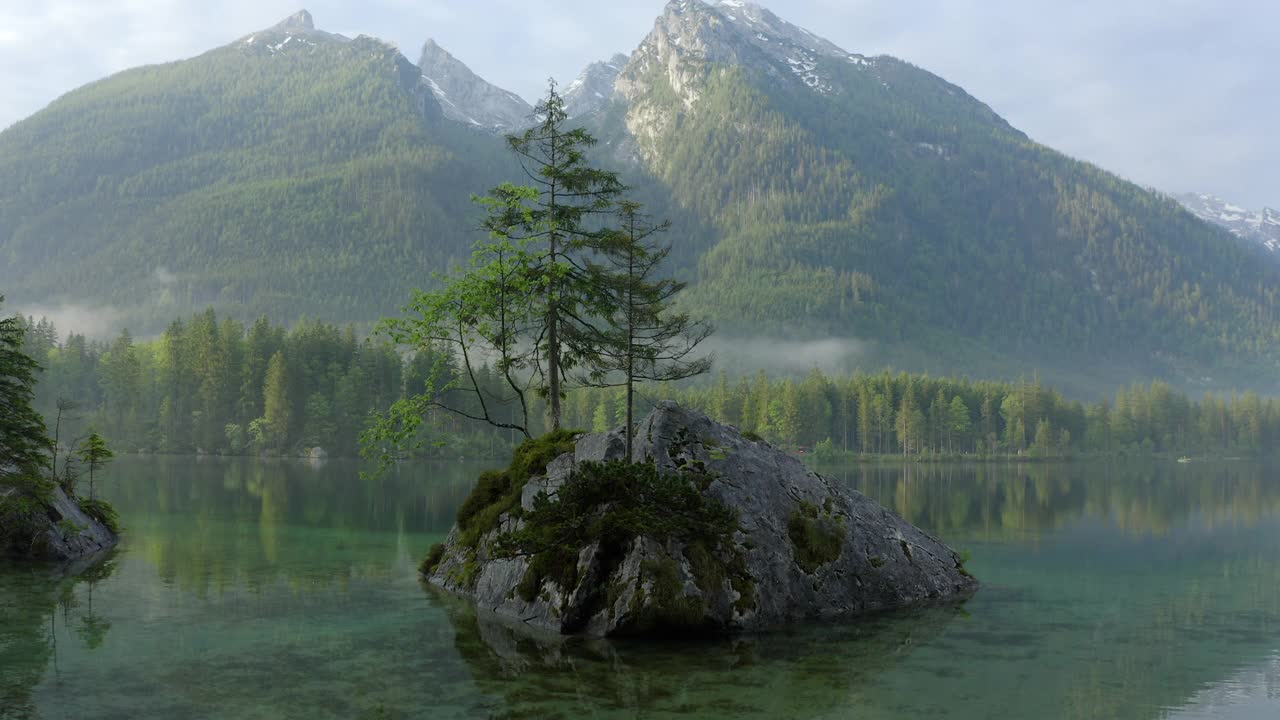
[418,39,532,131]
[1,4,1277,394]
[1176,192,1280,256]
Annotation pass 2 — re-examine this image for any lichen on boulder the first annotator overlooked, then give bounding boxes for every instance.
[425,401,977,635]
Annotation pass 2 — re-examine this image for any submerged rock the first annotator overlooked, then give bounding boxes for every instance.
[428,585,964,718]
[426,402,976,635]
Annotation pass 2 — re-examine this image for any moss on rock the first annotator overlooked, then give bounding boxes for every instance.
[493,460,745,626]
[423,430,582,586]
[79,498,121,535]
[788,500,845,573]
[420,543,446,576]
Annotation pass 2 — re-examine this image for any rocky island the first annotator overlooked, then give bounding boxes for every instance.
[424,402,977,636]
[0,480,119,563]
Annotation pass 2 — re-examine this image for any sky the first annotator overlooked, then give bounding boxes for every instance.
[0,0,1275,208]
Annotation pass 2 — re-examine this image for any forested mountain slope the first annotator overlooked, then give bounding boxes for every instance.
[1,3,1277,392]
[0,11,507,327]
[603,0,1280,387]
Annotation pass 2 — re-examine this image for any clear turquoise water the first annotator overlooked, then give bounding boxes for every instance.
[3,457,1280,719]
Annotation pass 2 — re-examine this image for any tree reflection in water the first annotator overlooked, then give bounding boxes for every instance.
[0,552,118,720]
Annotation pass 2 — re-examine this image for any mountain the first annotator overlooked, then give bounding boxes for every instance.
[1176,193,1280,255]
[2,2,1279,393]
[563,54,629,120]
[598,0,1280,388]
[0,11,509,326]
[418,39,532,131]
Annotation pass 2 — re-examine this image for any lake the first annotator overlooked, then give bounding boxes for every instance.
[3,456,1279,719]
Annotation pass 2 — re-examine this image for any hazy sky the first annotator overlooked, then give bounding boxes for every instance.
[1,0,1275,207]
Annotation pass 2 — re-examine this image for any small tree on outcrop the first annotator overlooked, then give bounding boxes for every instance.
[365,83,703,469]
[581,202,713,461]
[78,432,115,502]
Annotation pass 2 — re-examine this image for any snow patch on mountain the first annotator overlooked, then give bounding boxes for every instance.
[238,10,349,55]
[1178,193,1280,255]
[563,53,629,119]
[417,39,532,131]
[614,0,888,161]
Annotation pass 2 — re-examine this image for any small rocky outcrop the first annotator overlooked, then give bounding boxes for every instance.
[1,483,119,562]
[424,402,976,636]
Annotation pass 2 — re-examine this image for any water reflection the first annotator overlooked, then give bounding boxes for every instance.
[430,587,965,719]
[0,458,1278,719]
[102,456,489,595]
[818,460,1280,540]
[0,555,118,720]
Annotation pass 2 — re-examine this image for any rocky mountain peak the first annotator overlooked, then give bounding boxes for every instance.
[614,0,880,160]
[418,39,532,131]
[563,53,629,119]
[241,8,350,52]
[620,0,875,106]
[272,9,315,32]
[1177,193,1280,257]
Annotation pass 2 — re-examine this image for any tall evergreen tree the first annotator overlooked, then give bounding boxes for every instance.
[0,298,51,483]
[77,431,115,501]
[477,82,627,431]
[584,201,712,460]
[262,351,291,451]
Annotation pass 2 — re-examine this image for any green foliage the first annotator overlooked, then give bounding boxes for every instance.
[431,430,583,586]
[374,82,672,445]
[494,461,741,612]
[57,518,86,538]
[77,431,115,501]
[787,500,845,573]
[19,311,449,460]
[0,16,1278,392]
[79,498,122,535]
[1,296,52,482]
[0,33,503,331]
[419,543,446,577]
[625,557,710,632]
[454,470,520,533]
[507,429,581,486]
[611,54,1280,384]
[28,307,1280,463]
[452,430,581,534]
[0,487,51,553]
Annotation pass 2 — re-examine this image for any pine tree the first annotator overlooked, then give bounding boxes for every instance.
[1,297,51,485]
[592,399,612,433]
[77,431,114,501]
[262,351,291,451]
[584,201,712,460]
[368,83,635,461]
[947,396,971,453]
[476,81,627,431]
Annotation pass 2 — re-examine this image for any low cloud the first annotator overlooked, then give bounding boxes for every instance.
[14,303,127,340]
[154,265,178,285]
[702,336,871,376]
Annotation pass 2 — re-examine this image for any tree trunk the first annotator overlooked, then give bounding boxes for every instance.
[624,222,637,463]
[546,140,562,433]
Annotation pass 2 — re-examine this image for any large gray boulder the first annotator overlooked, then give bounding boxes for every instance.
[426,402,976,635]
[1,483,118,562]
